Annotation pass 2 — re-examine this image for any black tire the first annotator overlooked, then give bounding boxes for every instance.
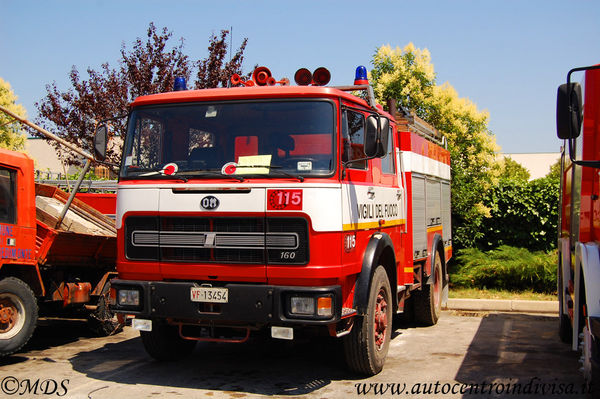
[414,250,443,326]
[140,322,196,361]
[0,277,38,356]
[587,346,600,399]
[343,266,392,375]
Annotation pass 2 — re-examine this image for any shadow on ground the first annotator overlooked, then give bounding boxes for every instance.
[454,313,588,398]
[65,316,413,396]
[0,318,96,367]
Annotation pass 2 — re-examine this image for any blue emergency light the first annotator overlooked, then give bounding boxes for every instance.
[354,66,369,85]
[173,77,187,91]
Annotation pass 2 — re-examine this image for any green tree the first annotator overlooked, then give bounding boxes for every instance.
[546,158,561,181]
[370,43,499,249]
[0,78,26,151]
[499,157,530,182]
[477,176,559,251]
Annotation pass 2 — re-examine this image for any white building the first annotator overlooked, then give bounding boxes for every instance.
[25,137,79,177]
[501,153,560,180]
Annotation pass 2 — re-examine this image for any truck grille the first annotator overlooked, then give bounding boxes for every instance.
[125,216,308,264]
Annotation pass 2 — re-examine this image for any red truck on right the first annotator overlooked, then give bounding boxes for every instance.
[556,63,600,394]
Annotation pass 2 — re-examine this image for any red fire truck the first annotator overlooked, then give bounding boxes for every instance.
[556,63,600,390]
[105,66,451,374]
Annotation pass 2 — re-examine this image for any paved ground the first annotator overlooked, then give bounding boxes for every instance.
[0,311,588,399]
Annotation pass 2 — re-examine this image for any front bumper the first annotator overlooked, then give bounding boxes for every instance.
[110,279,342,326]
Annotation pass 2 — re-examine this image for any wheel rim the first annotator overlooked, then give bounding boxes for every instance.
[374,288,388,350]
[0,294,26,339]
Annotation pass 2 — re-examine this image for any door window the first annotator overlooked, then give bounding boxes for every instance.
[0,168,16,224]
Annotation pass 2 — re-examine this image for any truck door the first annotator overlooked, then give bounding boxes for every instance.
[341,109,405,275]
[0,163,35,264]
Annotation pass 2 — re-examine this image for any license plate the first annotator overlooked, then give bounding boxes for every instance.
[190,287,228,303]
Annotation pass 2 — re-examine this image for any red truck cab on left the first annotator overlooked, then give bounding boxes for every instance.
[0,148,119,356]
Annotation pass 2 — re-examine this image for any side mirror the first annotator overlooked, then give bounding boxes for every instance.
[364,115,379,157]
[379,117,390,156]
[557,82,583,140]
[364,115,390,158]
[93,124,108,161]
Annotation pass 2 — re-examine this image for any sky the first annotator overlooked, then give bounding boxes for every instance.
[1,0,599,154]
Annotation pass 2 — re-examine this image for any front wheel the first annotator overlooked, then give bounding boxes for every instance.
[140,321,196,361]
[0,277,38,356]
[343,266,392,375]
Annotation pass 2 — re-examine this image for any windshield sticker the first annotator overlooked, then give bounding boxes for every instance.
[297,161,312,171]
[162,163,178,176]
[221,162,238,175]
[235,155,272,175]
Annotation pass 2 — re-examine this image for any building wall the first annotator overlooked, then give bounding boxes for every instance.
[501,153,560,180]
[25,138,78,177]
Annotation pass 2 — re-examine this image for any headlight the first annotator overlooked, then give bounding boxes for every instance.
[288,295,334,318]
[290,297,314,315]
[118,289,140,307]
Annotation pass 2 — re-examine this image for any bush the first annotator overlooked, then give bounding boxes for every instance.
[451,246,557,294]
[475,176,559,252]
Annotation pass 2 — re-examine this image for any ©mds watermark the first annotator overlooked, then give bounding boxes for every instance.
[1,376,69,396]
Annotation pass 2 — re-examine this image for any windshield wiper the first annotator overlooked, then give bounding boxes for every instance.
[122,174,189,183]
[267,167,304,182]
[234,165,304,182]
[179,170,245,182]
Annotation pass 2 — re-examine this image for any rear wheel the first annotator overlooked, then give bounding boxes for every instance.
[140,321,196,361]
[414,250,443,326]
[343,266,392,375]
[0,277,38,356]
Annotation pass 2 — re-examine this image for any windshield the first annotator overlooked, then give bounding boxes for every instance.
[120,100,336,179]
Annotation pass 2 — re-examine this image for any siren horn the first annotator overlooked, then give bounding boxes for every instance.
[253,66,272,86]
[294,68,312,86]
[230,74,255,87]
[231,74,242,86]
[267,77,290,86]
[312,67,331,86]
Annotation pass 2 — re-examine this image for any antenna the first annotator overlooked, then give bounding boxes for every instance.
[227,26,233,88]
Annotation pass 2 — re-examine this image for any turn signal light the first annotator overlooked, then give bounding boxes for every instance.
[317,296,333,317]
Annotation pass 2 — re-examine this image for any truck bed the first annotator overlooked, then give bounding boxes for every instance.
[34,184,116,267]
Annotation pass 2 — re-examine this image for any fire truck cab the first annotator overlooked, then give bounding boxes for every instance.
[107,66,451,375]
